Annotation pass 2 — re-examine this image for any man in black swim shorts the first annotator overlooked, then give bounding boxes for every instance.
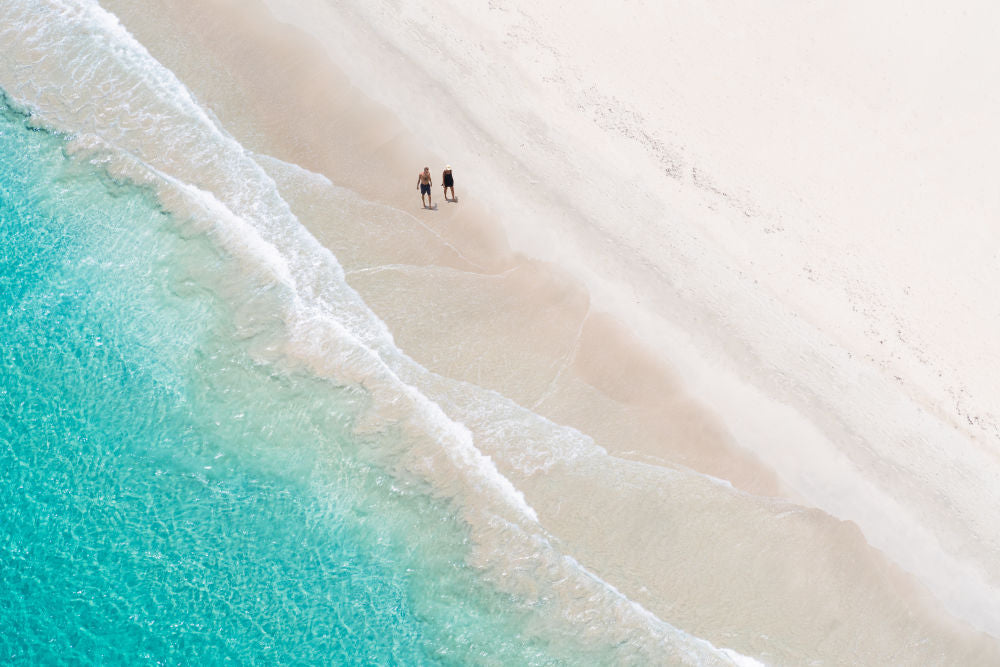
[417,166,433,208]
[442,164,455,202]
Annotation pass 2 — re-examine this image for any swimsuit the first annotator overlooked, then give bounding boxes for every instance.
[443,172,454,187]
[420,183,431,195]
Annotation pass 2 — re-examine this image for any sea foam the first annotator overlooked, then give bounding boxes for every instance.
[0,1,756,663]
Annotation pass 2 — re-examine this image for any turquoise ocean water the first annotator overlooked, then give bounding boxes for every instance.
[0,96,588,664]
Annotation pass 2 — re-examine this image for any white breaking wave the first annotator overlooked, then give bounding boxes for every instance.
[0,1,758,663]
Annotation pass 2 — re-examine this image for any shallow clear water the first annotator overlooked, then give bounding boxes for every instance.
[0,99,590,665]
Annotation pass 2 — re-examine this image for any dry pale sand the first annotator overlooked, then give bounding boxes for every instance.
[96,0,1000,662]
[104,0,782,497]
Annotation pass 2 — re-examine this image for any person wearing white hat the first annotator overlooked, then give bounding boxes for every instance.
[441,165,456,202]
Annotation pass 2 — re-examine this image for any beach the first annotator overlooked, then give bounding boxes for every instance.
[3,0,1000,663]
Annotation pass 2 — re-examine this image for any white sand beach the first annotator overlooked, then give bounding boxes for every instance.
[85,0,1000,662]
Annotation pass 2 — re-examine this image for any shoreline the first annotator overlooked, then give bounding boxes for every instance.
[102,0,784,495]
[97,0,1000,659]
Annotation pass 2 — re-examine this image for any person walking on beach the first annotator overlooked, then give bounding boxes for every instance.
[417,166,433,208]
[442,165,456,202]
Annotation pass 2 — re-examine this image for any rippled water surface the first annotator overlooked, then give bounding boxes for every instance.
[0,100,581,665]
